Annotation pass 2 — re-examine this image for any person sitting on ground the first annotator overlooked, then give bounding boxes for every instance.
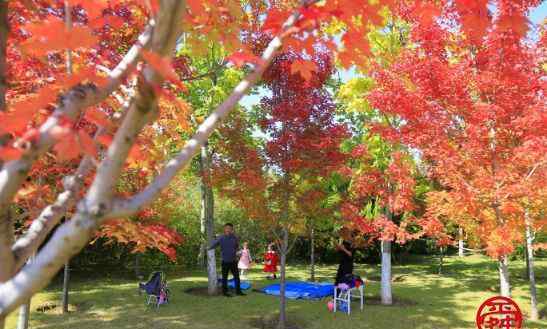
[209,223,245,297]
[263,243,279,279]
[238,241,253,279]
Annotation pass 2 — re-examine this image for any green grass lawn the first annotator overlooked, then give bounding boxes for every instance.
[5,254,546,329]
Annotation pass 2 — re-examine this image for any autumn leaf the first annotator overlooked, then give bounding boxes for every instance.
[226,51,264,68]
[413,2,441,26]
[186,0,204,16]
[70,0,109,20]
[78,130,98,158]
[97,133,114,147]
[21,18,98,57]
[262,8,291,34]
[0,146,23,162]
[290,60,316,81]
[141,50,180,82]
[53,134,80,161]
[84,107,112,128]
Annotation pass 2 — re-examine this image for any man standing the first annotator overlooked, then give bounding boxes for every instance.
[209,223,245,297]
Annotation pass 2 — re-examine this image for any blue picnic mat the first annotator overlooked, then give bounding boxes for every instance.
[261,281,334,300]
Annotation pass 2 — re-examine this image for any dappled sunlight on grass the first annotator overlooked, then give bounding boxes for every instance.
[5,254,546,329]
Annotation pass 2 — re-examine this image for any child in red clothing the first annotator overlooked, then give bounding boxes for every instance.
[263,243,278,279]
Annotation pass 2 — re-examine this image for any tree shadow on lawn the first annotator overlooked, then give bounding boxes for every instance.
[20,256,545,329]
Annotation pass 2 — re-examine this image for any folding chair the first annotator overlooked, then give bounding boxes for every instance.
[333,283,364,315]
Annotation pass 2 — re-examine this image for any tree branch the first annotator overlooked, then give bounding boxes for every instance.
[110,5,305,218]
[0,22,154,212]
[10,127,104,270]
[0,0,185,317]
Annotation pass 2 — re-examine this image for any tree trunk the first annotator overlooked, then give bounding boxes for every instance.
[525,214,538,320]
[310,227,315,282]
[380,240,392,305]
[524,242,530,279]
[458,227,464,257]
[135,253,141,279]
[200,145,217,295]
[16,256,33,329]
[16,302,30,329]
[278,227,288,329]
[198,174,207,268]
[498,255,511,297]
[61,1,72,316]
[62,262,70,313]
[438,246,444,275]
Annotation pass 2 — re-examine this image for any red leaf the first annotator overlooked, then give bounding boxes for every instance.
[141,50,179,82]
[226,51,264,68]
[97,133,113,147]
[262,8,291,34]
[85,107,111,128]
[414,3,440,26]
[70,0,109,20]
[78,130,97,157]
[290,60,316,81]
[53,133,80,161]
[186,0,204,15]
[0,146,23,161]
[21,18,98,56]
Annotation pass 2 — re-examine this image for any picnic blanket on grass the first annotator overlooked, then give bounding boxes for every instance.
[261,281,334,300]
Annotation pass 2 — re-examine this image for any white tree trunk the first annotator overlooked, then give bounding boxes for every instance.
[0,2,306,321]
[16,255,33,329]
[198,157,207,268]
[278,227,288,329]
[438,246,444,275]
[498,255,511,297]
[200,145,217,295]
[525,215,538,320]
[458,227,464,257]
[16,301,30,329]
[381,240,392,305]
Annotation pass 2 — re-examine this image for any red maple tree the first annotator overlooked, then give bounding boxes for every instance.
[368,0,546,298]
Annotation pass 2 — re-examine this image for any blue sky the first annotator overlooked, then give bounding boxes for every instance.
[240,3,546,109]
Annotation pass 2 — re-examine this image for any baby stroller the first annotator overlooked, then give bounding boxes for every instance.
[139,271,169,308]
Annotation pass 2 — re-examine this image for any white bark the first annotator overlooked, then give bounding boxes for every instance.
[525,214,538,320]
[458,227,464,257]
[0,24,152,211]
[381,240,392,305]
[11,156,94,270]
[0,0,311,319]
[200,145,217,295]
[0,1,185,318]
[110,7,305,217]
[15,302,30,329]
[15,256,33,329]
[278,227,288,329]
[498,255,511,297]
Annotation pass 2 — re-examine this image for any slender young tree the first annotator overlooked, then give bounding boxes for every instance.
[369,0,545,299]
